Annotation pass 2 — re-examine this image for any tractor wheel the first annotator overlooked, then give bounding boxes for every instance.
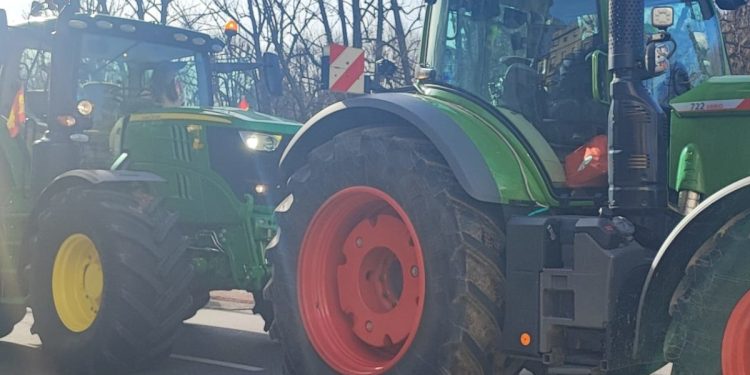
[30,185,193,374]
[268,127,524,374]
[0,304,25,338]
[664,210,750,375]
[0,152,25,339]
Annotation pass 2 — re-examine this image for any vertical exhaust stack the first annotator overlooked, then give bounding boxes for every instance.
[608,0,667,211]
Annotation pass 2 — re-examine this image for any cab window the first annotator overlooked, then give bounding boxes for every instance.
[430,0,607,151]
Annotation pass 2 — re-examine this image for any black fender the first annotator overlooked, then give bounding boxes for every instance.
[634,176,750,357]
[16,169,165,295]
[36,169,165,209]
[279,93,501,203]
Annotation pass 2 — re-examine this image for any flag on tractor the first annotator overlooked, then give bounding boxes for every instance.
[6,87,26,138]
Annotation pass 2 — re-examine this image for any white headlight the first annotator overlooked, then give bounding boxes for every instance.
[245,135,260,149]
[77,100,94,116]
[239,131,282,152]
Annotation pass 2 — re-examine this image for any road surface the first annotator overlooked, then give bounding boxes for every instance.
[0,302,671,375]
[0,305,283,375]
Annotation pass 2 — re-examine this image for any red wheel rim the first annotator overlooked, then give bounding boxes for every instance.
[298,186,426,374]
[723,289,750,374]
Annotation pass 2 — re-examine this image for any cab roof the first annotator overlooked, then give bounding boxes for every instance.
[9,13,224,54]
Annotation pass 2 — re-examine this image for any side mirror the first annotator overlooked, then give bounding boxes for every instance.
[716,0,747,10]
[645,37,676,77]
[261,52,283,97]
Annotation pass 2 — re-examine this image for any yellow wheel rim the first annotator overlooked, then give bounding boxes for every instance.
[52,233,103,333]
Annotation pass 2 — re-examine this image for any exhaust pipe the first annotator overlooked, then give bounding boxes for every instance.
[608,0,667,211]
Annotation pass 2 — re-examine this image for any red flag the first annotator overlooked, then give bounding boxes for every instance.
[6,87,26,138]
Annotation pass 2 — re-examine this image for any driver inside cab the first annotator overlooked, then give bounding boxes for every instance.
[140,63,185,108]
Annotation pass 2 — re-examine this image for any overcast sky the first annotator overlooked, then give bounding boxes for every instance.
[1,1,32,24]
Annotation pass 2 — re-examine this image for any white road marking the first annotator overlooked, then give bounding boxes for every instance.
[170,354,265,372]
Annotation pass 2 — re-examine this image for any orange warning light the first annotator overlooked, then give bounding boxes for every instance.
[520,333,532,347]
[224,20,239,37]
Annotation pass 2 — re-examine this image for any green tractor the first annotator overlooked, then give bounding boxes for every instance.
[268,0,750,374]
[0,2,299,374]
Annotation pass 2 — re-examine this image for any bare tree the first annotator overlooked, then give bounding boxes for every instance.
[352,0,362,47]
[337,0,349,45]
[317,0,334,45]
[375,0,385,60]
[722,4,750,74]
[390,0,413,83]
[160,0,171,24]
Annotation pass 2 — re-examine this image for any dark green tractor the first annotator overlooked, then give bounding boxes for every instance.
[0,2,298,374]
[269,0,750,374]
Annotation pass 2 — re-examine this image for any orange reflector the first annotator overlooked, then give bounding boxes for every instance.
[520,333,532,347]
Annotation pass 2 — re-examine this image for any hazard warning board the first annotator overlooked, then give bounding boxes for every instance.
[327,43,365,94]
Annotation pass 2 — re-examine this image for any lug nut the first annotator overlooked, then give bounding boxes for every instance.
[355,237,364,248]
[410,266,419,278]
[365,320,373,332]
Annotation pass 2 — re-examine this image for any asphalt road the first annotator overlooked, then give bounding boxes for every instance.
[0,306,672,375]
[0,307,283,375]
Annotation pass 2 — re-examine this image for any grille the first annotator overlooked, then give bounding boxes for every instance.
[206,127,289,207]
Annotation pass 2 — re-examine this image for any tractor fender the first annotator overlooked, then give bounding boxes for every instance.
[280,93,501,203]
[14,169,165,296]
[635,176,750,357]
[36,169,165,208]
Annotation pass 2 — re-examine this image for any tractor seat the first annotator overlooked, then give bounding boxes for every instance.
[501,63,546,125]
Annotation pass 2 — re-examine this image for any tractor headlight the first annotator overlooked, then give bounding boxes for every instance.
[77,100,94,116]
[239,131,282,152]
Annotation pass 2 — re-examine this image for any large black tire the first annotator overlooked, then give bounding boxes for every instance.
[267,127,525,374]
[30,185,193,374]
[183,289,210,320]
[663,210,750,375]
[0,152,25,339]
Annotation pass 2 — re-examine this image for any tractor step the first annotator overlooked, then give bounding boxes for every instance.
[503,215,653,368]
[547,366,597,374]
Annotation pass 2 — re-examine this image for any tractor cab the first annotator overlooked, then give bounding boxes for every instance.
[422,0,727,189]
[0,14,220,171]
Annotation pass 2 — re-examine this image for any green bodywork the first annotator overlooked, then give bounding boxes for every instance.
[119,107,299,291]
[669,76,750,196]
[0,14,301,306]
[415,86,566,207]
[411,0,743,210]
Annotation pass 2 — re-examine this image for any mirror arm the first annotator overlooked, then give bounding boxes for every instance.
[211,62,263,74]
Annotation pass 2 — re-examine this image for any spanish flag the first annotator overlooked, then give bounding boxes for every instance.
[6,87,26,138]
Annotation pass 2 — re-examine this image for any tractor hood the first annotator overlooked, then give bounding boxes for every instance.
[668,76,750,197]
[128,107,301,135]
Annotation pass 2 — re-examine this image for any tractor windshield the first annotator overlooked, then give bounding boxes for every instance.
[427,0,609,147]
[75,33,210,167]
[425,0,727,150]
[77,33,209,112]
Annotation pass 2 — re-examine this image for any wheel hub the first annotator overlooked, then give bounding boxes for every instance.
[298,186,426,374]
[722,289,750,374]
[337,214,421,347]
[52,233,103,333]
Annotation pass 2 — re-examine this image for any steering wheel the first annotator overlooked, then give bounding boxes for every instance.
[499,56,533,67]
[488,56,534,102]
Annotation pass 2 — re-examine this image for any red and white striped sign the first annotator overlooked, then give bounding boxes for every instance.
[327,43,365,94]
